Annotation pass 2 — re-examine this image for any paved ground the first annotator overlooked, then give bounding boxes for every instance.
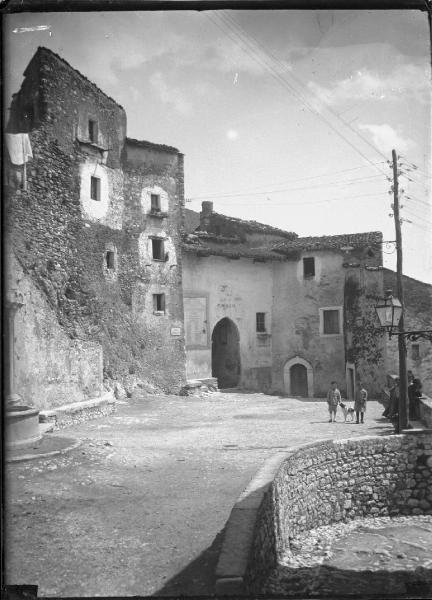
[5,391,393,597]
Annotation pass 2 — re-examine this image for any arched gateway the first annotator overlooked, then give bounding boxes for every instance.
[212,318,241,389]
[283,356,314,398]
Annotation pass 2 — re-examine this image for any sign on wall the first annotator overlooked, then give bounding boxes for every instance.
[184,295,208,348]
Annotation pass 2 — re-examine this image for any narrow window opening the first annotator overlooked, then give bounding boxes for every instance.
[303,257,315,278]
[88,119,98,143]
[411,344,420,360]
[151,194,161,212]
[90,176,100,201]
[153,293,165,313]
[105,251,115,270]
[256,312,266,333]
[323,309,340,334]
[152,238,164,260]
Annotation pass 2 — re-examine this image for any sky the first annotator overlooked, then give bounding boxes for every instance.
[4,9,432,283]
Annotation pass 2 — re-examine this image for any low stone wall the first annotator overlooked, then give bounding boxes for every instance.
[215,433,432,595]
[39,393,116,429]
[419,395,432,428]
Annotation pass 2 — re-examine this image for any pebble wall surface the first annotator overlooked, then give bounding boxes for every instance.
[245,433,432,594]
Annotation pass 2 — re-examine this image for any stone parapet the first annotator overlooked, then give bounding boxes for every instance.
[39,392,116,429]
[215,433,432,595]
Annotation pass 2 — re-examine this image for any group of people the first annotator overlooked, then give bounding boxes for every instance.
[383,370,423,421]
[326,380,367,423]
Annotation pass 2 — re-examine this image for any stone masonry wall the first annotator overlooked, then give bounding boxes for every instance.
[383,269,432,397]
[5,47,186,404]
[245,434,432,593]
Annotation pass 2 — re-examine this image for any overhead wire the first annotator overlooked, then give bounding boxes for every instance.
[188,173,386,201]
[206,11,389,178]
[216,11,390,170]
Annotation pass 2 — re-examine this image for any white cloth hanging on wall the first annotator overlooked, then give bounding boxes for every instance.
[6,133,33,165]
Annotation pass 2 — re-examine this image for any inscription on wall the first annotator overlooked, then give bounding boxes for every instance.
[184,296,208,348]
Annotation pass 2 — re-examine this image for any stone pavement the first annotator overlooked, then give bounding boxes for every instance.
[5,391,393,597]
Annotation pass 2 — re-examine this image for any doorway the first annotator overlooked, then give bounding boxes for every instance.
[283,356,314,397]
[211,318,240,389]
[290,363,308,397]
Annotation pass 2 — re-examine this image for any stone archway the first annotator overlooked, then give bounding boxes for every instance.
[212,318,241,389]
[283,356,314,398]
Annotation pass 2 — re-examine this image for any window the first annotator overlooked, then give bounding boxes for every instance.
[303,257,315,278]
[151,194,161,212]
[151,238,165,260]
[105,251,115,270]
[256,312,266,333]
[411,344,420,361]
[90,176,100,201]
[322,309,341,335]
[88,119,98,143]
[153,293,165,313]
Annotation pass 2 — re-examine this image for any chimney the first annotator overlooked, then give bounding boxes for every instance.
[200,201,213,231]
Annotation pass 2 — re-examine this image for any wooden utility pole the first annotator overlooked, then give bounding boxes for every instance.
[392,148,409,432]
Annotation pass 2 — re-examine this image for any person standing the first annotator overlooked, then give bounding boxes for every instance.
[408,377,423,420]
[327,381,341,423]
[354,380,368,424]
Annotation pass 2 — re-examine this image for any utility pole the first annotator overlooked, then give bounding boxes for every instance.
[392,148,409,432]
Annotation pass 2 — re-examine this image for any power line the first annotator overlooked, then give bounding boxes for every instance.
[188,190,389,207]
[206,12,388,178]
[188,173,385,201]
[217,11,389,170]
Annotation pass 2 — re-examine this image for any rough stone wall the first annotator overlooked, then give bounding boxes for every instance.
[245,434,432,593]
[344,265,386,398]
[5,252,103,410]
[5,47,187,404]
[384,269,432,396]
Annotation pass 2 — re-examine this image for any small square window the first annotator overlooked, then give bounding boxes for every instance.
[323,309,340,334]
[256,312,266,333]
[303,257,315,278]
[151,194,161,212]
[88,119,98,143]
[153,293,165,313]
[152,238,164,260]
[90,176,100,201]
[411,344,420,361]
[105,251,115,270]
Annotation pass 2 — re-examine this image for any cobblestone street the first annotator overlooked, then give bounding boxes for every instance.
[5,392,393,597]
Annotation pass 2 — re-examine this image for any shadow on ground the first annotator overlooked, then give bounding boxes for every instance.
[153,529,225,596]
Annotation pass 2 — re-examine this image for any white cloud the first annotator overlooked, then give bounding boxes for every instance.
[358,123,414,154]
[308,63,430,107]
[149,72,193,116]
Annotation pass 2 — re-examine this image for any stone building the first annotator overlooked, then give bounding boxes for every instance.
[383,269,432,396]
[183,202,387,398]
[5,46,186,409]
[7,47,427,409]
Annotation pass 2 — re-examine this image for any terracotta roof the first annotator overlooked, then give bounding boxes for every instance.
[30,47,124,110]
[199,211,298,239]
[182,231,298,261]
[274,231,383,254]
[126,137,179,154]
[182,240,290,261]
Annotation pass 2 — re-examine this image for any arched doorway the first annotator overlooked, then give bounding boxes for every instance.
[212,318,240,389]
[290,364,308,397]
[283,356,314,397]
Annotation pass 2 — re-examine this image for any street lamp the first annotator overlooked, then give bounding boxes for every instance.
[375,290,402,334]
[375,291,432,342]
[375,290,432,433]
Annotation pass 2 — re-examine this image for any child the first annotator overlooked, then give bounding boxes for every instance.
[354,380,368,424]
[327,381,341,423]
